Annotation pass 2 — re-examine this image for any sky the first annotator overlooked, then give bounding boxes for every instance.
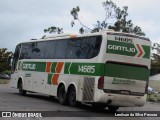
[0,0,160,52]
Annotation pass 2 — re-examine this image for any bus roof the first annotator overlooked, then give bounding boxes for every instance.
[19,30,150,44]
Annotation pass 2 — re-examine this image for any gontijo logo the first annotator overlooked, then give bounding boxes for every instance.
[23,63,36,70]
[106,40,150,58]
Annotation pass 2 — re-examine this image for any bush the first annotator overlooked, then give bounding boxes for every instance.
[2,70,11,75]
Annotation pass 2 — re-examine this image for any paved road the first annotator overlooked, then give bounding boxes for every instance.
[0,84,160,120]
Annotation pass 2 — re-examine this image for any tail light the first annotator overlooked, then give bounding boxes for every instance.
[98,76,104,89]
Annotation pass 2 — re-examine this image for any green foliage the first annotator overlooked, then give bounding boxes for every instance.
[151,43,160,76]
[0,48,12,72]
[70,0,145,36]
[2,70,11,75]
[70,6,80,20]
[71,6,93,34]
[44,26,63,34]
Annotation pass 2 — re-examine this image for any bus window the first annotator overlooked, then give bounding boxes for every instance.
[55,40,68,59]
[20,43,30,59]
[66,39,87,59]
[44,40,56,59]
[12,44,21,72]
[30,42,46,59]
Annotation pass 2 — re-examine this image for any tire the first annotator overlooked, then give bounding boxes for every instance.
[68,86,77,107]
[108,106,119,112]
[92,103,107,109]
[58,85,68,105]
[18,81,26,96]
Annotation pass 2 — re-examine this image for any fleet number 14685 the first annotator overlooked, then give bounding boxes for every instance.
[78,65,95,73]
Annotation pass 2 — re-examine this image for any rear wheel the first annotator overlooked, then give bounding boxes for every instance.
[18,81,26,95]
[108,106,119,112]
[58,85,68,105]
[68,86,77,107]
[92,103,107,109]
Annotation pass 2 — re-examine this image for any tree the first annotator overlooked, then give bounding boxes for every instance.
[150,43,160,75]
[0,48,12,72]
[44,26,63,34]
[71,0,145,36]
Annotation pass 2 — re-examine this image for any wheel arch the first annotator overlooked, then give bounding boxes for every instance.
[17,76,24,88]
[57,81,66,97]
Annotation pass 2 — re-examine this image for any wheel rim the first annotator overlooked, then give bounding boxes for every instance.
[70,89,76,102]
[59,89,65,100]
[58,86,67,104]
[19,83,23,93]
[69,87,76,106]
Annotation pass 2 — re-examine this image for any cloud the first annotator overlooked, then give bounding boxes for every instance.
[0,0,160,52]
[134,21,159,33]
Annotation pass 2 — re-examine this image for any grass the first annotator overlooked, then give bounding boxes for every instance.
[147,93,160,102]
[0,79,10,84]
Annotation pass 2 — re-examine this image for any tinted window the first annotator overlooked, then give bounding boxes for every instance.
[12,44,21,71]
[29,42,46,59]
[66,36,102,59]
[45,40,56,59]
[81,36,102,58]
[20,43,30,59]
[66,39,87,59]
[55,40,68,59]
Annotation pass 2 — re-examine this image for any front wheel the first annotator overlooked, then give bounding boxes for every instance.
[108,106,119,112]
[68,86,77,107]
[18,81,26,96]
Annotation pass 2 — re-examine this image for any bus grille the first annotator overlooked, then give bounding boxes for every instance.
[82,77,95,102]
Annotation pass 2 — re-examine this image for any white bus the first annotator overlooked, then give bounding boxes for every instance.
[10,30,151,111]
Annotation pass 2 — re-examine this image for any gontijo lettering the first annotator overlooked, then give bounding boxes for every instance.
[23,64,36,70]
[108,45,136,53]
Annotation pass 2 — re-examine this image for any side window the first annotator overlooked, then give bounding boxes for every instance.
[66,36,102,59]
[66,39,87,59]
[12,44,21,71]
[45,40,56,59]
[55,40,68,59]
[81,36,102,58]
[30,42,46,59]
[20,43,30,59]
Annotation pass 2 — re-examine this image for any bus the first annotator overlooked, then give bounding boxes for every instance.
[10,30,151,112]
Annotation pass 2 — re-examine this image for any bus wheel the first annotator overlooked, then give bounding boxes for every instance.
[58,85,68,105]
[92,103,107,109]
[68,86,77,107]
[108,106,119,112]
[18,81,26,96]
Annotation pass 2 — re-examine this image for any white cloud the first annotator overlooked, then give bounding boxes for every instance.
[134,21,159,33]
[0,0,160,52]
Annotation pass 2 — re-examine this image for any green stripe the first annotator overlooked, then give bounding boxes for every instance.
[105,63,149,81]
[142,45,150,59]
[106,40,150,58]
[107,40,137,57]
[47,74,52,85]
[51,62,57,73]
[64,62,71,74]
[22,62,46,72]
[21,61,150,81]
[64,62,104,76]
